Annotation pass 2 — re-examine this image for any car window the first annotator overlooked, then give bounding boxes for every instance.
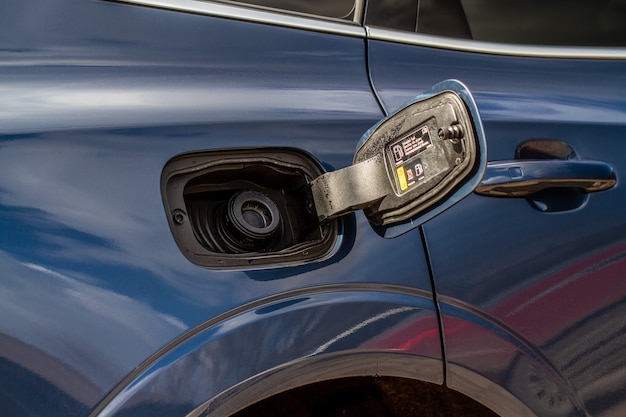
[365,0,417,32]
[221,0,358,20]
[366,0,626,47]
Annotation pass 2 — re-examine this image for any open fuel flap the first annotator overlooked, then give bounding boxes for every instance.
[161,80,487,269]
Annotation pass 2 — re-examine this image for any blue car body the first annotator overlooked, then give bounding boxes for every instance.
[1,1,625,416]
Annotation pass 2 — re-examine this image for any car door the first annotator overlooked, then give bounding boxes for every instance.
[365,1,626,416]
[0,1,446,416]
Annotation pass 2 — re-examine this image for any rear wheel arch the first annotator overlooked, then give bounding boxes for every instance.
[91,286,443,417]
[188,352,444,417]
[200,356,542,417]
[191,352,516,417]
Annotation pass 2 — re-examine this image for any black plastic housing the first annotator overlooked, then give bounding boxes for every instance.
[161,148,339,269]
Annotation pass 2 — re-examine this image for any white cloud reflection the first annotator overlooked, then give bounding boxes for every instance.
[0,251,187,391]
[0,83,377,134]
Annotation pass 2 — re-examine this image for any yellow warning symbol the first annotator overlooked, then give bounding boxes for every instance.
[397,166,408,191]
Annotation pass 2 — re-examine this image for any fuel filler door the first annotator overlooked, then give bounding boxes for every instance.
[311,79,487,238]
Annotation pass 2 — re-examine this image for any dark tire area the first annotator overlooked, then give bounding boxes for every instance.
[231,376,500,417]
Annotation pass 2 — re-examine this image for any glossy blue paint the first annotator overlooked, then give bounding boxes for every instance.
[0,1,439,416]
[4,0,626,416]
[368,40,626,416]
[367,43,626,127]
[95,288,442,417]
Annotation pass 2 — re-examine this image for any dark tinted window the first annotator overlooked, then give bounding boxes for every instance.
[417,0,472,39]
[225,0,357,20]
[365,0,417,32]
[366,0,626,46]
[460,0,626,46]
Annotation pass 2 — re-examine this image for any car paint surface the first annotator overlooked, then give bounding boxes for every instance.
[367,38,626,416]
[0,1,441,416]
[1,0,626,416]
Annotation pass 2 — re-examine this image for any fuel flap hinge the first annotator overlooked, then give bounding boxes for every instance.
[310,154,388,222]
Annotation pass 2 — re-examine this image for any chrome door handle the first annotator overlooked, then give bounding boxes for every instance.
[475,160,616,197]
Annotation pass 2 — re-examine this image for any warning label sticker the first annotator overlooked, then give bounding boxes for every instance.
[387,125,431,193]
[396,158,426,191]
[388,125,432,166]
